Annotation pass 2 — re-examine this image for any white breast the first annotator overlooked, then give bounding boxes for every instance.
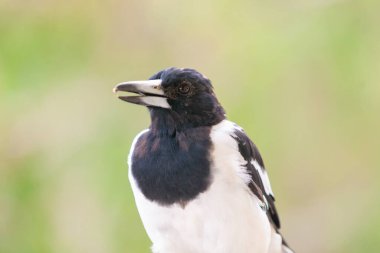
[128,120,272,253]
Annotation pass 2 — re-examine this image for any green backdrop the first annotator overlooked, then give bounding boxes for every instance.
[1,0,379,252]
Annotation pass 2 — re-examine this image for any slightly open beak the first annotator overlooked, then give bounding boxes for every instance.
[113,79,170,109]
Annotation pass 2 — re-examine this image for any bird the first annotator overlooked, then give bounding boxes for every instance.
[113,67,294,253]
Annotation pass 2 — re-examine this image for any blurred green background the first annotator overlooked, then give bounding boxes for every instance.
[1,0,379,252]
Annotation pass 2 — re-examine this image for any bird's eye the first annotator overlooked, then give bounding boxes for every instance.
[178,82,191,95]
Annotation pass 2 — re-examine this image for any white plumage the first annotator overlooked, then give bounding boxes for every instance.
[114,67,294,253]
[129,120,287,253]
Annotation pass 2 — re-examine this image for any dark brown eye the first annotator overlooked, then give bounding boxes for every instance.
[178,82,191,95]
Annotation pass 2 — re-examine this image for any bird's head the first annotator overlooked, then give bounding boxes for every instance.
[113,67,225,132]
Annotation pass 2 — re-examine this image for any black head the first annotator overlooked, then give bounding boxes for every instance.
[114,67,225,133]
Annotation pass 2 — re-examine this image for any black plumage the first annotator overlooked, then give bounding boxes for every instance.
[114,67,294,253]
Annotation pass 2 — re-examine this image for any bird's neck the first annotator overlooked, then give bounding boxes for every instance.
[148,107,225,135]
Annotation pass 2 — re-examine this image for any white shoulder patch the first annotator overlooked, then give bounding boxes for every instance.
[210,120,252,185]
[210,119,236,134]
[251,160,274,197]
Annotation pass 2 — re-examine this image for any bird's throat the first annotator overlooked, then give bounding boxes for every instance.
[148,106,225,135]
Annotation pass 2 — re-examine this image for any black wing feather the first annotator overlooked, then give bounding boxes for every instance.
[231,128,281,229]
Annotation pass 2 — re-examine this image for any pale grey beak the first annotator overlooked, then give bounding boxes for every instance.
[113,79,170,109]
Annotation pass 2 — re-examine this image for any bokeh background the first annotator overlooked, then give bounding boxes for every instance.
[1,0,379,252]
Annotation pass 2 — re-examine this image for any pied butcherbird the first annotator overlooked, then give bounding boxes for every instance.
[113,67,294,253]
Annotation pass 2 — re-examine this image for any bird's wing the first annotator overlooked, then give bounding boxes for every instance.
[231,126,281,229]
